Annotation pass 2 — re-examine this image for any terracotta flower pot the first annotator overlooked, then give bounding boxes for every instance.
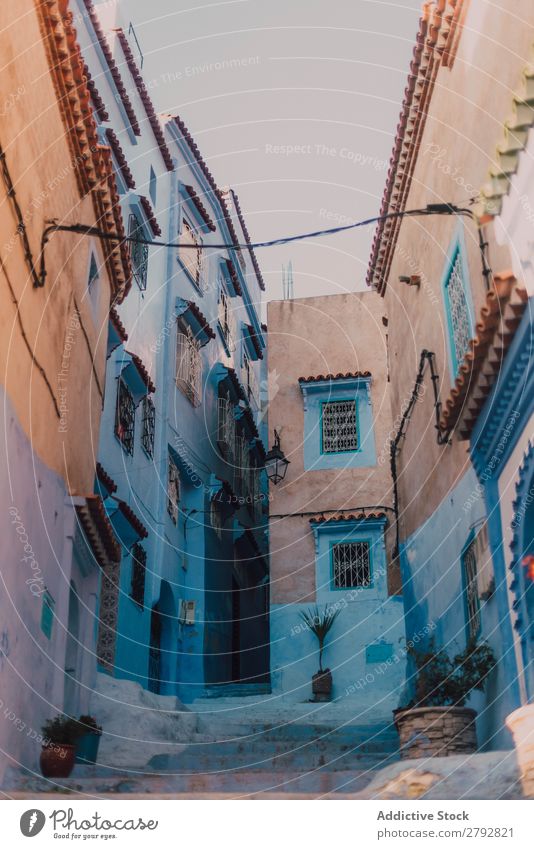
[312,669,332,701]
[505,703,534,798]
[40,743,76,778]
[394,706,477,759]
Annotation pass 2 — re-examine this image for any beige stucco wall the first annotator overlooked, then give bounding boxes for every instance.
[0,0,112,495]
[267,290,397,603]
[382,0,534,540]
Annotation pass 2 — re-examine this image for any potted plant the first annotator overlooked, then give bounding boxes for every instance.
[40,715,85,778]
[300,605,340,701]
[394,638,496,759]
[75,715,102,765]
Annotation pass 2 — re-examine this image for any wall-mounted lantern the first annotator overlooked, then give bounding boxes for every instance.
[264,430,290,485]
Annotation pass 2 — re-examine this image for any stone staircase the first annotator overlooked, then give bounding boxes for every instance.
[5,695,400,796]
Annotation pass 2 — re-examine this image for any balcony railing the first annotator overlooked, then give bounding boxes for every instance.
[176,331,202,406]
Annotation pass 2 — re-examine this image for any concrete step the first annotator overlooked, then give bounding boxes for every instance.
[9,766,386,796]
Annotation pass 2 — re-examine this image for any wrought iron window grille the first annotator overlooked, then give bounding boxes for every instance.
[128,212,149,291]
[322,400,359,453]
[176,324,202,406]
[167,456,180,524]
[115,378,135,455]
[130,543,147,607]
[141,395,155,457]
[332,541,371,588]
[445,249,470,375]
[463,539,481,640]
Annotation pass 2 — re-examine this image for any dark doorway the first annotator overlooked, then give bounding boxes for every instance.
[231,578,241,682]
[148,605,162,693]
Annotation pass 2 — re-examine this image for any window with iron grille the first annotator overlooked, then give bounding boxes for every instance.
[218,285,236,352]
[115,378,135,455]
[128,212,149,291]
[242,350,259,408]
[444,248,471,376]
[130,543,147,607]
[217,393,235,460]
[141,396,155,457]
[322,400,358,453]
[332,541,371,588]
[176,323,202,406]
[462,539,481,640]
[167,455,180,524]
[180,218,204,290]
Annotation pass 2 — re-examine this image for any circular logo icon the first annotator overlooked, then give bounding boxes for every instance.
[20,810,46,837]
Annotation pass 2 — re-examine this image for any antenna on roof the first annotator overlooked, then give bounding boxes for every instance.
[282,261,294,300]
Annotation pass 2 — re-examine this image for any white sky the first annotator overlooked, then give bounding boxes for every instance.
[122,0,422,301]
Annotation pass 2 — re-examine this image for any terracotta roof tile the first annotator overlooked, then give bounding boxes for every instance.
[76,495,121,565]
[95,462,117,494]
[308,511,388,524]
[225,258,242,296]
[439,271,528,438]
[105,129,136,190]
[84,63,109,122]
[245,324,263,360]
[186,301,216,341]
[184,184,216,231]
[116,499,148,539]
[116,29,174,171]
[299,371,372,383]
[231,190,266,292]
[38,0,131,301]
[366,3,457,293]
[139,195,162,237]
[125,350,156,394]
[109,306,128,343]
[80,1,141,136]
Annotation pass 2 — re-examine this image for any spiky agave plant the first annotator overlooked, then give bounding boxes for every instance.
[299,605,340,672]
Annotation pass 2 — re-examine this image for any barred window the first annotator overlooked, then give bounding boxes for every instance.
[180,218,204,290]
[445,249,471,375]
[167,456,180,524]
[128,212,149,291]
[322,400,358,453]
[332,542,371,588]
[218,285,236,352]
[115,378,135,455]
[462,540,481,640]
[217,393,235,460]
[176,324,202,406]
[130,543,147,607]
[141,396,155,457]
[242,350,259,408]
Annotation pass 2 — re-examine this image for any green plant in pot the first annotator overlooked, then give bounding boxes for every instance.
[40,715,86,778]
[300,605,340,701]
[75,715,102,765]
[394,638,496,759]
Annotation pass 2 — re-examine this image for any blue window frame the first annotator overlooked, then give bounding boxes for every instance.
[311,516,387,601]
[300,375,375,470]
[441,231,474,379]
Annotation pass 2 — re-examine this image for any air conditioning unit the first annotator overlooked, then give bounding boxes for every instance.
[474,522,495,601]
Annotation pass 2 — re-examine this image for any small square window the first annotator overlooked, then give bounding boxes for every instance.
[322,400,358,453]
[130,543,147,607]
[332,541,371,588]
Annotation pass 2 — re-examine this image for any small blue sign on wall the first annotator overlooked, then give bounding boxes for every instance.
[40,590,55,640]
[366,642,393,664]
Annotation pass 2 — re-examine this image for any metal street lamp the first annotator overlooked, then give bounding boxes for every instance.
[264,430,290,485]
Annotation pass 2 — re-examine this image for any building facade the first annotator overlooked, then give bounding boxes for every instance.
[367,0,534,748]
[267,292,406,716]
[0,0,129,780]
[75,0,269,707]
